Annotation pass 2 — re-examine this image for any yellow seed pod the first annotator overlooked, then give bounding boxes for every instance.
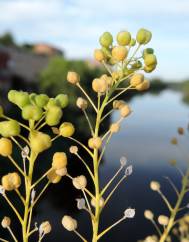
[117,31,131,46]
[1,216,11,228]
[144,64,157,73]
[112,46,128,61]
[158,215,169,226]
[113,100,125,109]
[52,152,67,170]
[62,216,78,231]
[120,105,131,118]
[39,221,52,235]
[88,137,102,149]
[30,131,52,154]
[94,49,106,62]
[101,74,113,87]
[136,80,150,91]
[144,210,154,220]
[59,122,75,137]
[47,169,62,184]
[2,172,21,191]
[67,71,80,85]
[72,175,87,190]
[130,73,144,87]
[69,146,78,154]
[0,138,12,157]
[55,167,67,176]
[110,123,120,133]
[91,197,104,208]
[112,72,120,81]
[144,54,157,66]
[92,77,109,93]
[150,181,160,191]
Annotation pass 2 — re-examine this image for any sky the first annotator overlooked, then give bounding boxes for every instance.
[0,0,189,80]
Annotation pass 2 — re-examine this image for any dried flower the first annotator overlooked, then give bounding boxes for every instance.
[39,221,52,236]
[76,198,86,210]
[56,167,67,176]
[125,165,133,176]
[62,216,77,231]
[124,208,135,218]
[67,72,80,85]
[110,123,120,133]
[76,97,88,110]
[72,175,87,190]
[158,215,169,226]
[69,146,78,155]
[92,78,109,93]
[144,210,154,220]
[0,138,13,157]
[113,100,125,110]
[1,216,11,228]
[21,146,30,159]
[120,105,131,118]
[150,181,160,191]
[120,156,127,167]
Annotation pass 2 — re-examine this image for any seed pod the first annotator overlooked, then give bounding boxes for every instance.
[136,28,152,45]
[8,90,17,104]
[91,197,104,208]
[130,73,144,87]
[144,210,154,220]
[39,221,52,235]
[45,106,63,126]
[35,94,49,108]
[8,90,30,108]
[99,32,113,48]
[22,105,43,121]
[144,54,157,67]
[67,72,80,85]
[144,64,157,73]
[76,97,88,110]
[0,138,12,157]
[52,152,67,170]
[1,217,11,228]
[62,216,77,231]
[143,48,154,58]
[72,175,87,190]
[136,80,150,91]
[120,105,131,118]
[88,137,102,149]
[2,172,21,191]
[92,77,109,93]
[158,215,169,226]
[94,49,106,62]
[55,94,69,108]
[101,74,113,87]
[56,167,67,176]
[117,31,131,46]
[30,131,52,154]
[0,120,20,137]
[59,122,75,137]
[47,169,62,183]
[0,106,3,117]
[150,181,160,191]
[113,100,125,109]
[69,146,78,154]
[110,123,120,133]
[45,98,58,109]
[112,46,128,61]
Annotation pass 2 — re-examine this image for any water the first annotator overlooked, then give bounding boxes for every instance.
[1,90,189,242]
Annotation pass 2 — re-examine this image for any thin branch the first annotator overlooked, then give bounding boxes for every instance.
[31,168,52,189]
[7,227,18,242]
[83,110,94,136]
[158,190,173,212]
[75,153,94,181]
[74,230,87,242]
[8,156,25,177]
[68,137,93,158]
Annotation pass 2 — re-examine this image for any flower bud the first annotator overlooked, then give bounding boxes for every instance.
[117,31,131,46]
[1,216,11,228]
[59,122,75,137]
[91,197,104,208]
[39,221,52,235]
[120,105,131,118]
[144,210,154,220]
[136,29,152,45]
[158,215,169,226]
[52,152,67,170]
[22,105,43,121]
[62,216,77,231]
[35,94,49,108]
[0,138,12,157]
[150,181,160,191]
[113,100,125,109]
[67,72,80,85]
[94,49,106,62]
[45,106,63,126]
[88,137,102,149]
[55,94,69,108]
[110,123,120,133]
[130,73,144,87]
[30,131,52,154]
[0,106,3,117]
[99,32,113,48]
[136,80,150,91]
[0,120,20,137]
[72,175,87,190]
[76,97,88,110]
[112,46,128,61]
[92,78,109,93]
[2,172,21,191]
[144,54,157,66]
[47,169,62,183]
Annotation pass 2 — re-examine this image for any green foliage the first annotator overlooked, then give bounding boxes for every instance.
[0,32,15,47]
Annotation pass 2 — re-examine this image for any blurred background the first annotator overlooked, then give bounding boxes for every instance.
[0,0,189,241]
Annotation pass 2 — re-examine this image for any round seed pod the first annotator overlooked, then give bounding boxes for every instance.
[47,169,62,183]
[72,175,87,190]
[56,167,67,176]
[88,137,102,149]
[136,80,150,91]
[2,172,21,191]
[158,215,169,226]
[92,78,108,93]
[45,106,63,126]
[144,54,157,66]
[144,30,152,44]
[136,29,152,45]
[130,73,144,87]
[55,94,69,108]
[8,90,17,104]
[0,138,12,157]
[30,131,52,154]
[113,100,125,109]
[0,106,3,117]
[144,210,154,220]
[91,197,104,208]
[67,72,80,85]
[99,32,113,48]
[22,105,43,121]
[117,31,131,46]
[0,120,20,137]
[52,152,67,170]
[1,216,11,228]
[45,98,58,109]
[59,122,75,137]
[110,123,120,133]
[94,49,106,62]
[143,48,154,58]
[112,46,128,61]
[39,221,52,235]
[76,97,88,110]
[62,216,77,231]
[150,181,160,191]
[35,94,49,108]
[8,90,30,108]
[120,105,131,118]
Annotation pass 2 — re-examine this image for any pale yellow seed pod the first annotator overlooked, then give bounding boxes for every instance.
[110,123,120,133]
[56,167,67,176]
[100,74,113,87]
[91,197,104,208]
[52,152,67,170]
[76,97,88,110]
[1,216,11,228]
[67,71,80,85]
[112,46,128,61]
[88,137,102,149]
[0,138,13,157]
[69,146,78,155]
[39,221,52,235]
[113,100,125,110]
[94,49,105,62]
[150,181,160,191]
[72,175,87,190]
[47,169,62,184]
[120,105,131,118]
[62,215,77,231]
[136,80,150,91]
[130,73,144,87]
[144,210,154,220]
[2,172,21,191]
[92,78,108,93]
[158,215,169,226]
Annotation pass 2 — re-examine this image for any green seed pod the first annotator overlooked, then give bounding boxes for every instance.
[144,54,157,66]
[45,98,58,109]
[0,120,20,137]
[29,93,37,104]
[144,30,152,44]
[46,106,63,126]
[30,131,52,154]
[16,91,30,108]
[8,90,17,104]
[130,38,136,46]
[144,64,157,73]
[136,29,152,45]
[59,122,75,137]
[99,32,113,48]
[131,60,142,69]
[143,48,154,58]
[55,94,69,108]
[117,31,131,46]
[22,105,43,121]
[0,106,3,117]
[101,47,112,58]
[35,94,49,108]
